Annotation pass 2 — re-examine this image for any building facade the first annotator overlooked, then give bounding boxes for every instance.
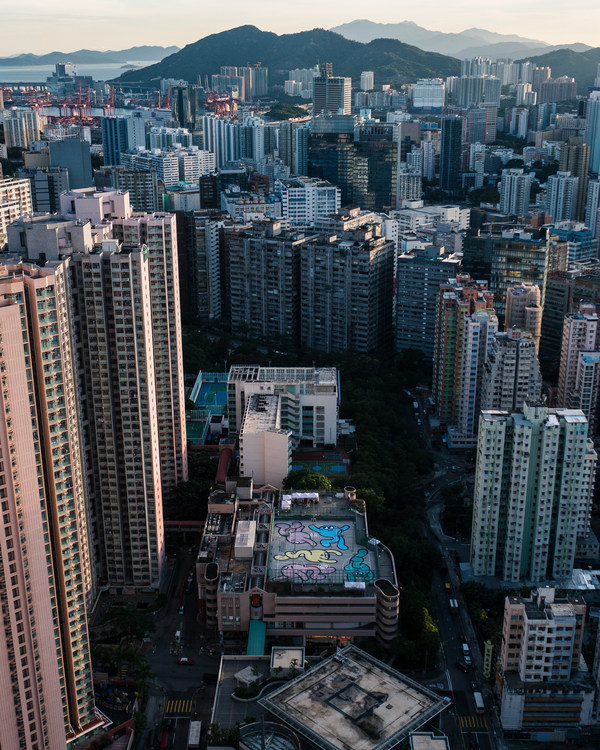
[471,405,596,582]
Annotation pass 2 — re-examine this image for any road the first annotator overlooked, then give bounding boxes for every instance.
[139,548,221,749]
[411,391,503,750]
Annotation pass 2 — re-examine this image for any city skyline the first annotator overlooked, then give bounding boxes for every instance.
[1,1,598,57]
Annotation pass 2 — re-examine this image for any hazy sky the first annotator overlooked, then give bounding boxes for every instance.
[1,0,598,56]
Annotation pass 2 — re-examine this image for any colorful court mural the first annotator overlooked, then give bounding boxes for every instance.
[271,520,376,584]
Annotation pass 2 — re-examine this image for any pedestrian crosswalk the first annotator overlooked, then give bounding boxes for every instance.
[458,714,488,730]
[164,698,195,717]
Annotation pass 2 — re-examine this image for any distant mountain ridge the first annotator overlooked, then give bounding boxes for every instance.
[0,46,180,67]
[116,26,461,86]
[330,19,590,60]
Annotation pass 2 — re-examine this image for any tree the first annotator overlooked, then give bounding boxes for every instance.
[282,470,331,491]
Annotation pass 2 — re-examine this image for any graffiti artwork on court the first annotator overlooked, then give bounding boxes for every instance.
[270,520,375,583]
[308,524,350,550]
[274,549,342,563]
[344,549,374,582]
[273,563,337,582]
[274,521,317,547]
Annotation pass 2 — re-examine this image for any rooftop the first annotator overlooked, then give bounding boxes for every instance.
[410,732,451,750]
[267,492,382,592]
[228,365,337,386]
[241,393,281,434]
[260,646,448,750]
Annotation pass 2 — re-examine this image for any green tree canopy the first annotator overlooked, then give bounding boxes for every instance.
[282,470,331,491]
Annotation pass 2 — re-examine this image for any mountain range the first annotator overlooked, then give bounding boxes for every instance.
[0,46,180,67]
[115,26,461,85]
[330,20,591,60]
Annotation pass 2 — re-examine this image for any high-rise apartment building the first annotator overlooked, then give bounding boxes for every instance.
[0,262,101,747]
[557,302,600,429]
[549,222,599,265]
[433,275,498,447]
[501,587,585,681]
[274,177,341,226]
[585,179,600,237]
[278,120,310,176]
[394,245,461,357]
[307,115,356,204]
[3,108,43,149]
[312,75,352,115]
[300,222,394,353]
[360,71,374,91]
[498,588,593,733]
[65,242,167,587]
[0,176,33,243]
[115,170,160,213]
[101,116,130,167]
[480,328,542,412]
[16,166,69,214]
[585,91,600,175]
[559,143,590,221]
[412,79,445,108]
[504,284,543,351]
[353,124,398,212]
[547,171,579,222]
[541,270,600,363]
[227,221,303,344]
[499,168,532,216]
[183,210,231,319]
[471,404,596,582]
[55,190,187,584]
[462,229,569,321]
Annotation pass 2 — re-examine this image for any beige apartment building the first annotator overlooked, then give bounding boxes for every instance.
[65,241,166,587]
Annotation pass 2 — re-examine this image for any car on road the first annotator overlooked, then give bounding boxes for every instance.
[455,660,471,672]
[177,657,194,665]
[178,605,185,615]
[471,680,479,692]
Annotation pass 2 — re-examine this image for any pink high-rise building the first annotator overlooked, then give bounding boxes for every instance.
[0,263,101,747]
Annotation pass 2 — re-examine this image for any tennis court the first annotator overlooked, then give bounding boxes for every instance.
[291,459,350,477]
[196,382,227,412]
[186,421,206,446]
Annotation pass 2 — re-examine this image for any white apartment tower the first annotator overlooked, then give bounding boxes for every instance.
[499,168,532,216]
[547,171,579,222]
[557,302,598,409]
[360,71,375,91]
[412,79,445,108]
[0,177,33,243]
[501,588,585,682]
[471,404,596,582]
[449,309,498,448]
[504,284,543,351]
[480,329,542,412]
[3,108,43,149]
[275,177,341,226]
